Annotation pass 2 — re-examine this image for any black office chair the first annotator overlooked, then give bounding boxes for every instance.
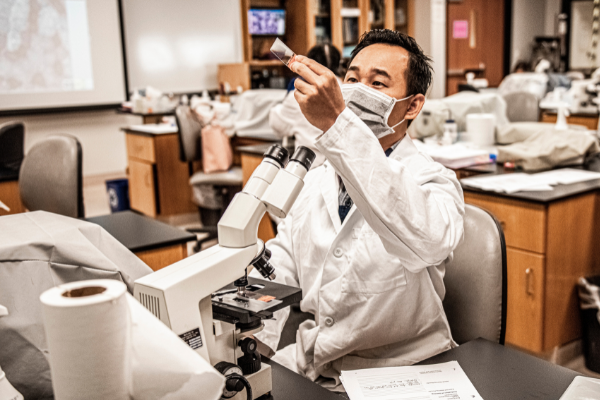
[19,135,84,218]
[174,105,243,251]
[443,204,507,345]
[0,122,24,172]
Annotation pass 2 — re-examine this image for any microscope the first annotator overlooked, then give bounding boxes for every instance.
[134,145,315,400]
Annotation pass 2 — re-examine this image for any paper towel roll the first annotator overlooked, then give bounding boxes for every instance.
[41,279,225,400]
[41,280,131,400]
[466,113,496,146]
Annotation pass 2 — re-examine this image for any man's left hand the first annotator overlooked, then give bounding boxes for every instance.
[292,55,346,132]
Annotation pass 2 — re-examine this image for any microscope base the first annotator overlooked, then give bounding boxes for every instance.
[229,362,272,400]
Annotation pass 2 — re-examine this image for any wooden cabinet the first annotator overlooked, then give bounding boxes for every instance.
[464,190,600,354]
[0,180,26,216]
[540,112,599,131]
[125,131,196,218]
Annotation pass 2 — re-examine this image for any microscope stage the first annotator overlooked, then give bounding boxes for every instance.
[212,277,302,326]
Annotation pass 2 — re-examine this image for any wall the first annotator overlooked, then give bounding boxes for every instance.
[510,0,562,70]
[0,111,139,177]
[511,0,546,70]
[413,0,446,99]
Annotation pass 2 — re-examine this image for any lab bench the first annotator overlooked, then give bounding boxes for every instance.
[461,164,600,354]
[86,210,195,271]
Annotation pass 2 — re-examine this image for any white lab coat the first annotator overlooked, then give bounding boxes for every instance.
[255,108,465,388]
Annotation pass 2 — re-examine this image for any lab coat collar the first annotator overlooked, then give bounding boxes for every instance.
[387,133,418,161]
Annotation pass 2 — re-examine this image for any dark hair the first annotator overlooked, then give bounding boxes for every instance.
[308,43,342,76]
[350,29,433,97]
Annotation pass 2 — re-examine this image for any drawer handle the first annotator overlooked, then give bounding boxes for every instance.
[525,268,534,296]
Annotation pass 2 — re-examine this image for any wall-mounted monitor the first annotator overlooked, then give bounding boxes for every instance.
[248,9,286,35]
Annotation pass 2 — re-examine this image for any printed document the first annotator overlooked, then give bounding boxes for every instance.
[560,376,600,399]
[340,361,482,400]
[461,168,600,194]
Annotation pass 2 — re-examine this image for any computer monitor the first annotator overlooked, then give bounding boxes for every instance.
[248,9,286,35]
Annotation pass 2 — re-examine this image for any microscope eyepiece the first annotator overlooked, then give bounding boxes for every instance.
[290,146,316,171]
[263,144,289,168]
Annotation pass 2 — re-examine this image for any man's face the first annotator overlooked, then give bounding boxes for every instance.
[343,43,413,128]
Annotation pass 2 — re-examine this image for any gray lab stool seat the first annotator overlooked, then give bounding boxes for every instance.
[189,166,244,187]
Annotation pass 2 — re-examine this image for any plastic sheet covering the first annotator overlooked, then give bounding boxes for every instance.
[0,211,152,399]
[497,129,600,171]
[233,89,287,139]
[579,277,600,324]
[498,72,550,100]
[497,122,587,145]
[409,92,509,139]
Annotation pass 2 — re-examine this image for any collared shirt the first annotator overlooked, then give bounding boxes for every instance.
[338,140,401,223]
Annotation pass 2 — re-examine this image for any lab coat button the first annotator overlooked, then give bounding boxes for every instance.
[323,362,331,371]
[333,248,343,258]
[324,316,334,327]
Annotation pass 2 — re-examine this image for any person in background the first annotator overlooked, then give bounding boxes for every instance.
[270,43,342,168]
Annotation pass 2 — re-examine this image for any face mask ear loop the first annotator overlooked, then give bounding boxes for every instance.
[388,95,414,130]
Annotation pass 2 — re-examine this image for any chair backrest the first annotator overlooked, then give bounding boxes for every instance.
[443,204,507,345]
[175,105,203,163]
[503,92,539,122]
[0,122,24,171]
[19,135,84,218]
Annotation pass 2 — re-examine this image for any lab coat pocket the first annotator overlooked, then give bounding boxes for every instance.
[342,227,407,294]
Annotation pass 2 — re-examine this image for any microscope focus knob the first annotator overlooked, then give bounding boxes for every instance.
[238,337,262,375]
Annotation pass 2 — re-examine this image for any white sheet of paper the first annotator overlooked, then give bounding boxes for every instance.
[340,361,482,400]
[0,200,9,212]
[560,376,600,399]
[461,168,600,194]
[127,124,178,134]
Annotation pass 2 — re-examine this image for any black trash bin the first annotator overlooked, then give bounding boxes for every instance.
[578,276,600,373]
[106,179,130,213]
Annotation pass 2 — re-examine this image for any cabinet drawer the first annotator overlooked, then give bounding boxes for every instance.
[129,159,157,217]
[505,248,545,353]
[126,133,155,163]
[464,192,546,254]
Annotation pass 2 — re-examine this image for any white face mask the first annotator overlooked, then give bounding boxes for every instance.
[341,82,413,138]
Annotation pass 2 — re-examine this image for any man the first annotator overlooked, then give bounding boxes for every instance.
[254,30,465,391]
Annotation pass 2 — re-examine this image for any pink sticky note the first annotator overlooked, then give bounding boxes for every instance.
[453,20,468,39]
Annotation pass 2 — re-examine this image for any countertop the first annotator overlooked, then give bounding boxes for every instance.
[86,211,195,252]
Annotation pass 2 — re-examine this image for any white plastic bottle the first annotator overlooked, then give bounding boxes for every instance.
[0,306,24,400]
[442,119,457,146]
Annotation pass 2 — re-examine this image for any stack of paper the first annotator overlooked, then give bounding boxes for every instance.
[126,124,178,134]
[340,361,482,400]
[560,376,600,399]
[422,144,491,169]
[461,168,600,194]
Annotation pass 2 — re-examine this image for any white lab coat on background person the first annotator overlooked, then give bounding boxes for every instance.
[270,91,326,168]
[269,78,343,169]
[254,108,465,390]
